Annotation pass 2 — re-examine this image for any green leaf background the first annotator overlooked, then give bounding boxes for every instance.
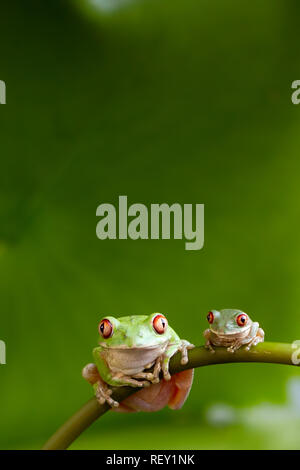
[0,0,300,449]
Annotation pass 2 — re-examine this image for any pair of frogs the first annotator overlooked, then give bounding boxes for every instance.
[83,309,264,412]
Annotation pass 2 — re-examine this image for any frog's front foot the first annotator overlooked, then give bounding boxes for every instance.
[112,373,152,388]
[95,380,119,408]
[203,329,215,353]
[132,371,155,382]
[179,340,195,365]
[205,342,215,353]
[244,331,265,351]
[227,343,241,353]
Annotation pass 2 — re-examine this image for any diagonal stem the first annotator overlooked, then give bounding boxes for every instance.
[42,342,299,450]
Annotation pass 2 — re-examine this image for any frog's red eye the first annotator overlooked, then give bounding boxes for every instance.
[153,314,168,334]
[207,311,214,324]
[236,314,248,327]
[99,319,113,338]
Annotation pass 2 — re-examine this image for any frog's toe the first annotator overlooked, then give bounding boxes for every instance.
[133,371,154,381]
[146,373,154,381]
[96,396,106,405]
[109,399,119,408]
[99,391,119,408]
[205,343,215,353]
[180,357,188,365]
[95,380,118,407]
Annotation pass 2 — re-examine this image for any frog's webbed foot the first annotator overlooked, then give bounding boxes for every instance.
[227,342,241,353]
[244,328,265,351]
[205,341,215,353]
[203,329,215,353]
[134,357,162,385]
[95,379,119,408]
[132,371,155,382]
[179,340,195,365]
[227,345,238,353]
[257,327,265,344]
[83,364,119,408]
[160,340,194,382]
[112,373,151,388]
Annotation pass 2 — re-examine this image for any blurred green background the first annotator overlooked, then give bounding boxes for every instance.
[0,0,300,450]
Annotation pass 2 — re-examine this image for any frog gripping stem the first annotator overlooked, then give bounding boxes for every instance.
[43,342,300,450]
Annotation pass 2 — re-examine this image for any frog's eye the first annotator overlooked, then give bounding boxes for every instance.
[99,319,113,339]
[153,314,168,334]
[236,314,248,327]
[207,311,214,324]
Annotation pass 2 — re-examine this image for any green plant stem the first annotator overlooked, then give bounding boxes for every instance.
[42,341,299,450]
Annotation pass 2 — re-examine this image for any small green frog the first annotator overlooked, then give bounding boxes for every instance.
[203,309,264,353]
[83,313,194,408]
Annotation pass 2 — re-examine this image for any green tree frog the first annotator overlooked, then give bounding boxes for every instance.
[82,313,194,411]
[203,309,264,353]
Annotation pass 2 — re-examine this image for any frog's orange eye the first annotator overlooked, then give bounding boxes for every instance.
[207,311,214,324]
[99,319,113,339]
[236,314,248,327]
[153,314,168,334]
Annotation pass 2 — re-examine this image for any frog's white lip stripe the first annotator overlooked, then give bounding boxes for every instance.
[99,341,170,350]
[210,325,251,337]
